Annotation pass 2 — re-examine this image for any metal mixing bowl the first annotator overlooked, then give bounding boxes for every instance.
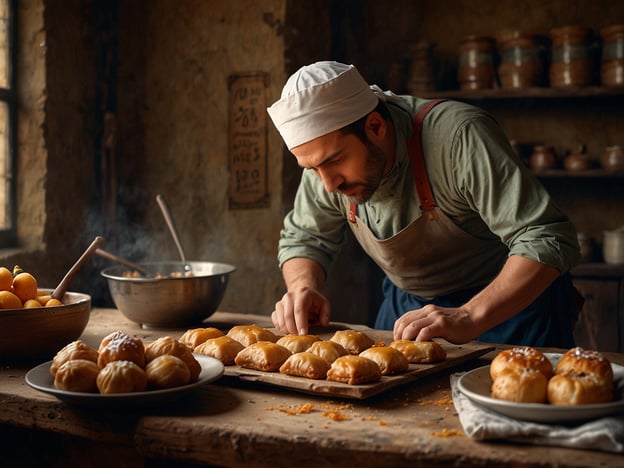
[0,290,91,360]
[101,261,236,328]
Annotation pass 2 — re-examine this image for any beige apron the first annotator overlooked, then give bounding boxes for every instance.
[348,100,507,299]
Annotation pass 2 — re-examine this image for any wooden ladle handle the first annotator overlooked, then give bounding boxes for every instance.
[51,236,106,300]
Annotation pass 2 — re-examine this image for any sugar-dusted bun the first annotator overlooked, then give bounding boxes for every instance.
[50,340,99,377]
[179,327,224,350]
[97,331,146,370]
[547,371,613,405]
[54,359,100,393]
[491,368,548,403]
[145,354,191,389]
[145,336,201,381]
[490,347,553,381]
[555,347,614,385]
[96,360,148,394]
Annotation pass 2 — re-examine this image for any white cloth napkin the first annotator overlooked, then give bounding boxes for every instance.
[450,373,624,453]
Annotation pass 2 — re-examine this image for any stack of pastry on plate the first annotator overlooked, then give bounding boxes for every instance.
[489,346,614,405]
[183,324,447,385]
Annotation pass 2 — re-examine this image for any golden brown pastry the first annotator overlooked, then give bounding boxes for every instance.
[226,324,278,347]
[53,359,100,393]
[179,327,224,349]
[389,340,447,364]
[554,347,614,385]
[489,347,553,381]
[491,368,549,403]
[96,360,148,394]
[359,346,409,376]
[50,340,99,377]
[144,336,201,381]
[276,334,321,354]
[194,335,245,365]
[145,354,191,389]
[234,341,292,372]
[279,352,330,380]
[97,331,146,370]
[329,330,375,355]
[306,340,348,363]
[326,355,382,385]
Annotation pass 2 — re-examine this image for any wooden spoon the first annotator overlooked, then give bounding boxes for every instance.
[95,248,147,275]
[51,236,106,300]
[156,194,192,273]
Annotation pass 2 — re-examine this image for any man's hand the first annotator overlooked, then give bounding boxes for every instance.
[392,304,478,344]
[272,286,330,335]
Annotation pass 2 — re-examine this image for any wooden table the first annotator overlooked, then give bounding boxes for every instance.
[1,308,622,467]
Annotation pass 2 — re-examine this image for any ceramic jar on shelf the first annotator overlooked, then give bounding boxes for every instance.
[497,30,545,89]
[458,35,497,90]
[549,25,593,87]
[529,145,557,172]
[601,145,624,171]
[600,24,624,86]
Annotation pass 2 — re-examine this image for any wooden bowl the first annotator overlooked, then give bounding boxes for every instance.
[0,290,91,360]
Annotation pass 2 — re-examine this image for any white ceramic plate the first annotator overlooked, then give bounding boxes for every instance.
[457,353,624,423]
[25,353,224,409]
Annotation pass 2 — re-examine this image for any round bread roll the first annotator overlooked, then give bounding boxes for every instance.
[145,336,201,381]
[179,327,224,349]
[97,331,146,370]
[547,371,613,405]
[554,347,614,386]
[491,368,549,403]
[96,360,148,394]
[50,340,99,377]
[489,347,553,381]
[145,354,191,389]
[53,359,100,393]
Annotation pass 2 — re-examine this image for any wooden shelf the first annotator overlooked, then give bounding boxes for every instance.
[420,86,624,101]
[572,262,624,278]
[534,169,624,178]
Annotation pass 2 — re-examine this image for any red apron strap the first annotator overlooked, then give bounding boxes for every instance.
[348,99,445,223]
[408,99,446,212]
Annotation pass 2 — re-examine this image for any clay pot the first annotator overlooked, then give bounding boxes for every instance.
[530,145,557,172]
[603,228,624,264]
[497,30,545,89]
[600,24,624,86]
[563,146,591,171]
[458,35,496,90]
[549,26,592,87]
[601,145,624,171]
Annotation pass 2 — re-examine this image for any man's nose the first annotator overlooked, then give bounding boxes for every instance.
[318,168,342,193]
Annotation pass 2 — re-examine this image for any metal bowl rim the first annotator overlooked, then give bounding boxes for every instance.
[100,261,236,282]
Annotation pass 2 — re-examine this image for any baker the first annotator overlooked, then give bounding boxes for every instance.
[266,61,581,347]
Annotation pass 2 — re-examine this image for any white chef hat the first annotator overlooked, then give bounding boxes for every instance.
[267,61,379,150]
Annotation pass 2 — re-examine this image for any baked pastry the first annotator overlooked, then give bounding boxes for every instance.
[306,340,348,363]
[227,324,278,346]
[389,340,447,364]
[329,330,375,355]
[554,347,614,385]
[50,340,99,377]
[276,334,321,354]
[179,327,224,349]
[97,331,146,370]
[194,335,245,365]
[489,347,553,381]
[234,341,292,372]
[96,360,148,394]
[326,355,382,385]
[279,352,330,380]
[144,336,201,381]
[145,354,191,389]
[491,368,549,403]
[53,359,100,393]
[359,346,409,376]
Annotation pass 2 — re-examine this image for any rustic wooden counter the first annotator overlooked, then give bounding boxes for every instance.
[1,308,622,467]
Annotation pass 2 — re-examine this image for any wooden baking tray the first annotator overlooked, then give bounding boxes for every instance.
[222,340,494,399]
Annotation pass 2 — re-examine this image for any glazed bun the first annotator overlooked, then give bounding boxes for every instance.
[96,360,148,394]
[97,331,146,370]
[554,347,614,384]
[145,336,201,381]
[50,340,99,377]
[145,354,191,389]
[490,347,553,381]
[179,327,224,350]
[491,368,548,403]
[54,359,100,393]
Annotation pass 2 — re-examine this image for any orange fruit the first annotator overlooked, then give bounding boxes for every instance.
[23,299,42,308]
[36,294,52,306]
[45,298,63,307]
[0,267,12,291]
[12,272,38,303]
[0,290,22,309]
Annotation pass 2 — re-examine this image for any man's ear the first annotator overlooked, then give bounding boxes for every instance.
[365,111,387,141]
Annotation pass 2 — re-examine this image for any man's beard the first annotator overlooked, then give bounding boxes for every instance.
[342,140,387,205]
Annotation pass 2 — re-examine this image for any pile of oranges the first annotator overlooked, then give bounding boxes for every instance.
[0,265,62,309]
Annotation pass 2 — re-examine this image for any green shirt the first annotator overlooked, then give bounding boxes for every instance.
[278,96,580,279]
